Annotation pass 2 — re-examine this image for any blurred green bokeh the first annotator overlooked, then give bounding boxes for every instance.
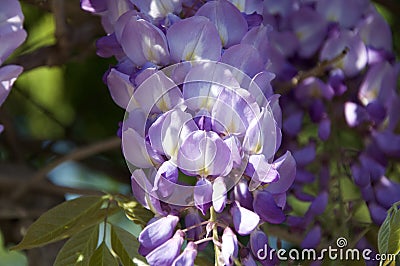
[5,2,123,141]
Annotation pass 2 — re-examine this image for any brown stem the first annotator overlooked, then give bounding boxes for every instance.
[275,47,349,95]
[11,136,121,200]
[0,176,103,197]
[52,0,70,57]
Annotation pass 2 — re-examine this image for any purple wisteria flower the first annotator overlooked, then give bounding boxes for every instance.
[120,59,296,264]
[0,0,27,133]
[82,0,400,264]
[122,60,295,215]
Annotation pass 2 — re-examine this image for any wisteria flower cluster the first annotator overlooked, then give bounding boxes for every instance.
[260,0,400,255]
[0,0,26,133]
[81,0,400,265]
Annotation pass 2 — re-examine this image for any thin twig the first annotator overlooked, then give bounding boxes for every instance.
[194,237,214,245]
[8,45,65,71]
[275,47,349,95]
[0,176,104,197]
[182,220,210,233]
[11,136,121,200]
[52,0,70,56]
[0,208,47,220]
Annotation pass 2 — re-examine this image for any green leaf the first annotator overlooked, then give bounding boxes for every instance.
[387,210,400,257]
[0,230,27,266]
[110,225,141,266]
[195,255,213,266]
[12,196,116,250]
[53,225,99,266]
[89,242,118,266]
[378,211,392,254]
[116,197,153,228]
[378,202,400,266]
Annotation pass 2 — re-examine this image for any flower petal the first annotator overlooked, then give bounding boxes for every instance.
[221,227,238,265]
[183,62,239,112]
[243,107,279,160]
[212,88,260,136]
[246,154,279,191]
[233,180,254,210]
[178,130,232,177]
[132,0,182,19]
[194,178,213,215]
[133,70,184,114]
[221,44,264,78]
[0,65,23,106]
[301,226,321,249]
[265,151,296,194]
[253,190,285,224]
[172,242,198,266]
[139,215,180,249]
[167,16,222,62]
[231,201,260,235]
[122,128,153,168]
[120,17,170,66]
[153,160,179,198]
[106,68,135,108]
[212,177,227,213]
[196,0,247,48]
[146,230,185,265]
[148,108,197,159]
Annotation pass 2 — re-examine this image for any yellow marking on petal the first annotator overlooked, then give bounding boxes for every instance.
[360,88,378,105]
[201,97,208,109]
[327,13,338,22]
[158,97,168,112]
[219,33,226,47]
[199,167,209,178]
[295,31,304,41]
[254,142,262,154]
[185,51,194,61]
[228,120,236,134]
[233,2,244,12]
[258,183,270,190]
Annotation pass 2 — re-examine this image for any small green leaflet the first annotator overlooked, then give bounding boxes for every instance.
[116,195,153,228]
[379,212,392,255]
[0,230,27,266]
[89,242,118,266]
[12,195,118,250]
[378,202,400,266]
[53,224,99,266]
[110,225,142,266]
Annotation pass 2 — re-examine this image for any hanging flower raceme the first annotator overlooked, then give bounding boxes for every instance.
[81,0,297,264]
[120,60,296,265]
[0,0,27,133]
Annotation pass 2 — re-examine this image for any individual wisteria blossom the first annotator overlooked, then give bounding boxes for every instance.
[81,0,400,264]
[0,0,27,133]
